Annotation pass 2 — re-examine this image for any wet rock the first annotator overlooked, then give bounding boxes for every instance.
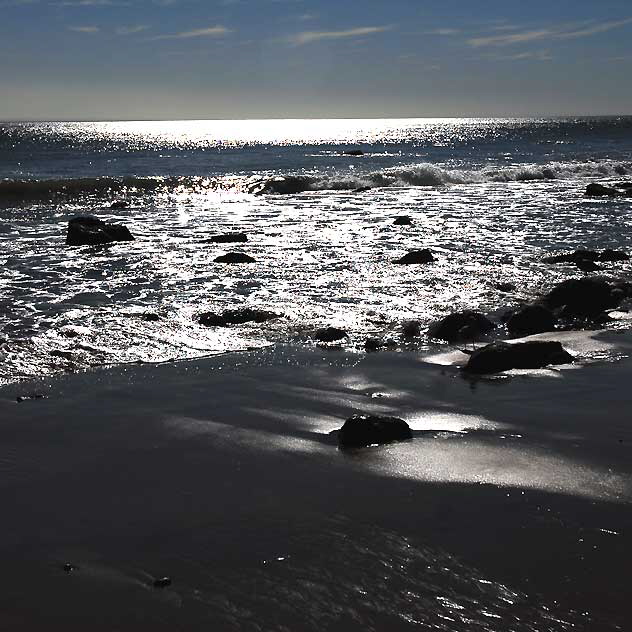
[208,233,248,243]
[402,320,421,338]
[16,393,45,403]
[63,563,77,573]
[353,186,372,193]
[109,201,128,209]
[464,341,574,374]
[66,216,135,246]
[585,183,621,197]
[576,259,601,272]
[153,577,172,588]
[364,337,397,352]
[393,215,413,225]
[394,249,434,265]
[599,249,629,262]
[214,252,256,264]
[494,282,516,293]
[342,149,364,156]
[198,308,280,327]
[314,327,348,343]
[338,414,412,448]
[141,313,161,322]
[507,304,557,337]
[542,277,623,318]
[428,310,495,343]
[543,249,600,264]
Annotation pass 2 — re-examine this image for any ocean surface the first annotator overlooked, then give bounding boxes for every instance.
[1,117,632,384]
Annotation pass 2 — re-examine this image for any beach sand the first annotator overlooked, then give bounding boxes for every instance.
[1,330,631,630]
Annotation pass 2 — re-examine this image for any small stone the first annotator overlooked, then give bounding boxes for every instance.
[402,320,421,338]
[338,414,412,448]
[393,215,413,225]
[208,233,248,243]
[63,563,76,573]
[153,577,172,588]
[394,249,434,265]
[109,201,129,209]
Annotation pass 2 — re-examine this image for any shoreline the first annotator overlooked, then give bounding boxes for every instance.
[1,330,631,629]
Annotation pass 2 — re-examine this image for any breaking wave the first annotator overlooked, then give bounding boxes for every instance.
[2,159,630,202]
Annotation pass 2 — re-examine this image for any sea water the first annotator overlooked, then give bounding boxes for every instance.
[1,117,631,383]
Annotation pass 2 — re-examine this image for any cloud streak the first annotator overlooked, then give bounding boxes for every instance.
[67,25,99,32]
[290,25,392,45]
[150,25,230,40]
[469,17,632,47]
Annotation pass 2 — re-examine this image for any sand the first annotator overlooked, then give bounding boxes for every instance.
[0,330,631,630]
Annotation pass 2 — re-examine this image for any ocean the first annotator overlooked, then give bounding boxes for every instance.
[1,117,632,384]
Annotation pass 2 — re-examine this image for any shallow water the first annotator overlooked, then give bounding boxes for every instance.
[1,117,632,383]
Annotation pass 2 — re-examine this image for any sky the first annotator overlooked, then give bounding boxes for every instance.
[1,0,632,120]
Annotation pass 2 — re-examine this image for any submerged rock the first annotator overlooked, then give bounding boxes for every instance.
[314,327,348,343]
[342,149,364,156]
[464,341,574,374]
[428,310,495,343]
[507,304,557,337]
[393,215,413,225]
[353,186,372,193]
[66,216,134,246]
[543,249,600,264]
[402,320,421,338]
[394,249,434,265]
[542,277,623,318]
[338,414,412,448]
[109,201,128,209]
[214,252,256,264]
[599,249,629,262]
[208,233,248,243]
[198,308,280,327]
[576,259,601,272]
[364,337,397,352]
[494,282,516,293]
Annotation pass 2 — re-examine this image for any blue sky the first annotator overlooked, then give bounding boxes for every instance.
[2,0,632,119]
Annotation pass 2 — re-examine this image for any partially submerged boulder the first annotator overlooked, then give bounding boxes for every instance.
[199,308,280,327]
[342,149,364,156]
[428,310,495,343]
[394,249,434,265]
[585,183,621,197]
[464,340,574,374]
[543,249,600,264]
[214,252,256,264]
[393,215,413,226]
[507,304,557,337]
[66,216,134,246]
[364,337,397,352]
[315,327,348,343]
[494,282,516,293]
[542,277,623,318]
[337,414,412,448]
[600,249,629,262]
[402,320,421,338]
[208,233,248,243]
[109,201,129,209]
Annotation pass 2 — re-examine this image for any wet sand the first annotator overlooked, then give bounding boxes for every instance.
[0,331,631,630]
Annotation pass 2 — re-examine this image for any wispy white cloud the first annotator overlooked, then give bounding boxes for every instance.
[150,25,230,40]
[469,17,632,47]
[289,25,392,45]
[425,28,460,36]
[116,24,149,35]
[67,25,99,32]
[485,49,553,62]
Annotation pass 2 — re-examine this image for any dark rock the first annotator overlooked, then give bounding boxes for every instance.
[576,259,601,272]
[338,414,412,448]
[394,249,434,265]
[428,310,495,343]
[153,577,172,588]
[141,313,161,322]
[542,277,622,318]
[364,338,397,352]
[353,186,372,193]
[393,215,413,225]
[585,183,620,197]
[214,252,256,264]
[199,308,280,327]
[464,341,574,374]
[63,563,76,573]
[543,249,600,264]
[507,304,557,337]
[66,216,135,246]
[16,393,45,403]
[342,149,364,156]
[109,201,128,209]
[599,249,629,262]
[208,233,248,244]
[494,282,516,293]
[402,320,421,338]
[314,327,348,343]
